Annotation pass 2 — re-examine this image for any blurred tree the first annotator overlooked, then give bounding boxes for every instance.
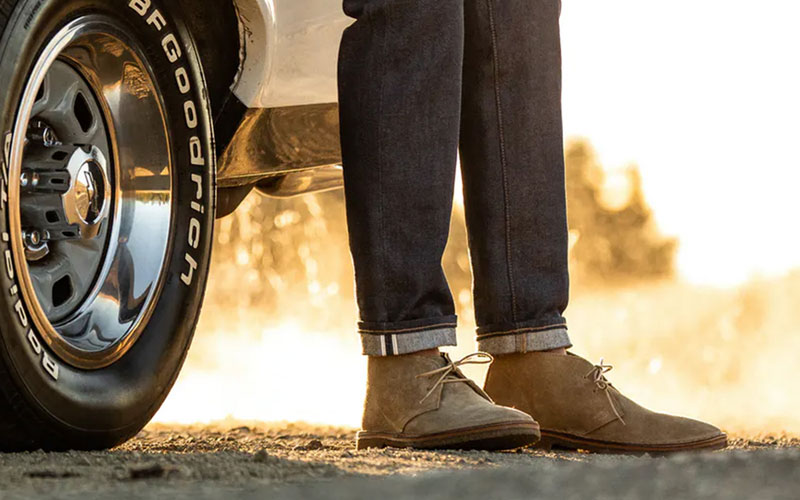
[565,139,677,285]
[205,138,678,325]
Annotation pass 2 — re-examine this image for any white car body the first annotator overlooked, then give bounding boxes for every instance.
[231,0,350,109]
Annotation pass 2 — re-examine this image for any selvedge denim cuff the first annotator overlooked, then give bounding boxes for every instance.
[476,325,571,354]
[359,317,458,356]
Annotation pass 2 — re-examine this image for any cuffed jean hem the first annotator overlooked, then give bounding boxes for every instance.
[360,326,458,356]
[476,326,571,355]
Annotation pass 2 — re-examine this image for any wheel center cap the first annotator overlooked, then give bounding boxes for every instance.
[63,146,111,239]
[74,160,104,224]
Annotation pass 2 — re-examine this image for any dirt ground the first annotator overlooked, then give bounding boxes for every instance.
[0,423,798,499]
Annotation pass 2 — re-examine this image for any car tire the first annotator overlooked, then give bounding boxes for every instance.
[0,0,215,450]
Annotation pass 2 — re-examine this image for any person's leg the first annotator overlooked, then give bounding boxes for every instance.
[339,0,462,356]
[460,0,726,453]
[460,0,571,353]
[338,0,539,450]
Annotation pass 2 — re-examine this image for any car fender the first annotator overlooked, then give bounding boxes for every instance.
[231,0,350,108]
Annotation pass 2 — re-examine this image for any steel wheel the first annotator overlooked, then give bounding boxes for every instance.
[7,17,172,369]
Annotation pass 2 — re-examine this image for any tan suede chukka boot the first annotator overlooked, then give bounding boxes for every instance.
[357,351,540,450]
[485,352,727,454]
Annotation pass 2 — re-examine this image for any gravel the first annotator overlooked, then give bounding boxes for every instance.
[0,423,797,499]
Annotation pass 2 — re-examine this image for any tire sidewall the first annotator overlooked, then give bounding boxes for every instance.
[0,0,215,447]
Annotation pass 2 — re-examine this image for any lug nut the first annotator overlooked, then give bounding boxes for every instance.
[22,230,50,262]
[27,120,60,147]
[41,128,58,147]
[24,230,43,247]
[20,171,40,189]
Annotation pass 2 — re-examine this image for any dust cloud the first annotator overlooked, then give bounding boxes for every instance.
[155,140,800,435]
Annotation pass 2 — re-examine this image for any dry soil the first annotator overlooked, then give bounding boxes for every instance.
[0,423,798,499]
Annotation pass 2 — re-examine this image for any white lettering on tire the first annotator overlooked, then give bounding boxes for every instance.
[128,0,150,16]
[128,0,208,287]
[175,68,190,94]
[180,254,198,286]
[147,10,166,31]
[189,137,204,166]
[27,329,59,380]
[184,100,197,129]
[1,128,57,379]
[161,34,182,63]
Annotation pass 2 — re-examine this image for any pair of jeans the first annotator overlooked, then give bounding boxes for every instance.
[338,0,571,356]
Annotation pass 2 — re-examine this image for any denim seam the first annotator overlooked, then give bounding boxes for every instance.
[359,322,458,334]
[485,0,518,322]
[476,323,568,339]
[361,327,458,356]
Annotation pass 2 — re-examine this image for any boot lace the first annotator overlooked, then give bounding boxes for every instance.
[585,358,626,425]
[416,352,494,404]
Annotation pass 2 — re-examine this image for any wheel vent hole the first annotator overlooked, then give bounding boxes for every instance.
[45,211,60,223]
[52,276,74,308]
[52,151,68,161]
[35,83,45,103]
[61,231,77,238]
[73,92,94,133]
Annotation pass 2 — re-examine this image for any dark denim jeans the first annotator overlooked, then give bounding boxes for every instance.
[338,0,571,356]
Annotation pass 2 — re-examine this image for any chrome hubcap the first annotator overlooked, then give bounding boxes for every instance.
[62,145,111,239]
[7,17,173,369]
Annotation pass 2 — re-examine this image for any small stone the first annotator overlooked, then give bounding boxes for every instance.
[253,449,281,465]
[128,463,168,480]
[25,469,79,479]
[339,451,354,459]
[292,445,308,452]
[306,439,324,450]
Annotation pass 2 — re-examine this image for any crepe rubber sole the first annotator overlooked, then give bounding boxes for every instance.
[356,421,540,451]
[536,429,728,455]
